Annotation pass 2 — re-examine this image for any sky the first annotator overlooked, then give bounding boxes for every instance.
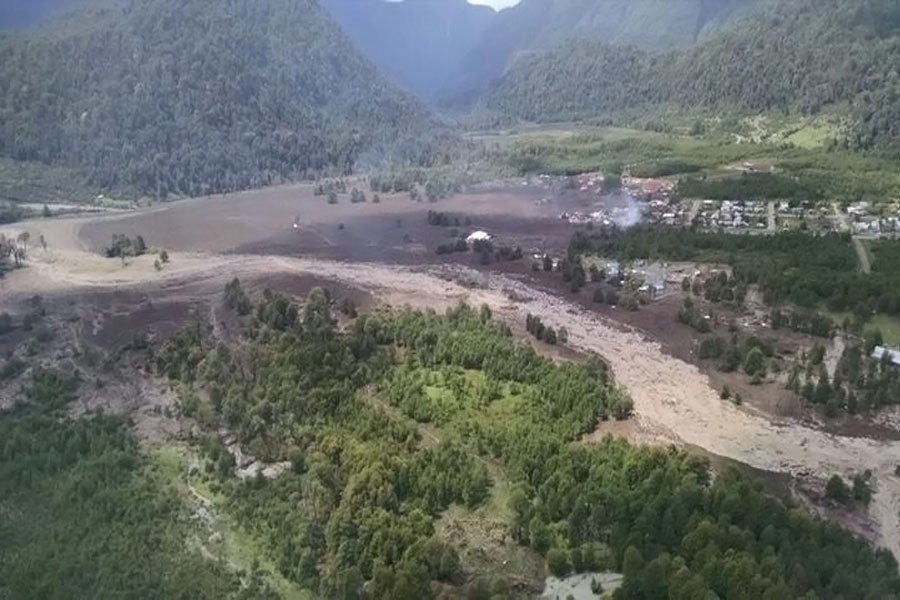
[469,0,521,10]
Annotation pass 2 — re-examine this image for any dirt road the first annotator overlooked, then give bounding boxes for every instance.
[2,214,899,560]
[832,202,871,273]
[854,237,872,274]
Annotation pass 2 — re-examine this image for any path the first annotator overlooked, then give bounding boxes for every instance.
[832,202,871,273]
[686,200,703,226]
[853,238,872,274]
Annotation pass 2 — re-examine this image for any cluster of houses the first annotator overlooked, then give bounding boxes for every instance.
[694,200,767,230]
[622,176,675,201]
[774,201,834,232]
[645,198,683,226]
[561,210,612,226]
[634,263,668,298]
[853,218,900,236]
[600,260,670,298]
[847,202,900,237]
[559,206,638,227]
[776,201,817,219]
[620,177,681,225]
[575,172,606,193]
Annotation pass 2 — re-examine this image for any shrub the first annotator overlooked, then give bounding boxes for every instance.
[547,547,572,577]
[699,336,727,359]
[825,474,851,503]
[853,473,873,505]
[744,347,766,376]
[0,312,12,335]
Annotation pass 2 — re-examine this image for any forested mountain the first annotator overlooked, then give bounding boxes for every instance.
[483,0,900,151]
[323,0,494,101]
[446,0,757,102]
[0,0,436,198]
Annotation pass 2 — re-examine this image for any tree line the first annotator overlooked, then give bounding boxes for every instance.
[677,173,824,203]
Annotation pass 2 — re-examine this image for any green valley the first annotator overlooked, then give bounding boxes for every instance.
[5,0,900,597]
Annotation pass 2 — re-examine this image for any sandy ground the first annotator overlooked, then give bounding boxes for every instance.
[2,202,899,561]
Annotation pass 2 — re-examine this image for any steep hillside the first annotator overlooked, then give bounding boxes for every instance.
[323,0,494,101]
[0,0,436,198]
[483,0,900,152]
[446,0,757,102]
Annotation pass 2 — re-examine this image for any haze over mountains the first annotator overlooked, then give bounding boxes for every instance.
[323,0,758,102]
[322,0,495,102]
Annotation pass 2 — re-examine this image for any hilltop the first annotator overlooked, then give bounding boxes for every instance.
[0,0,436,198]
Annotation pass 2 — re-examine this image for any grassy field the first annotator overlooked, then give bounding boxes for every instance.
[825,311,900,346]
[780,119,842,150]
[152,443,313,600]
[502,123,900,205]
[867,314,900,346]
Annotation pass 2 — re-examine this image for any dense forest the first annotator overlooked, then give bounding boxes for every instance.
[0,0,438,198]
[677,172,824,203]
[0,370,265,599]
[484,0,900,152]
[570,227,900,317]
[145,283,900,598]
[447,0,754,103]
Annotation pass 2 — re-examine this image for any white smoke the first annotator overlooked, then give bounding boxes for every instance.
[601,191,644,228]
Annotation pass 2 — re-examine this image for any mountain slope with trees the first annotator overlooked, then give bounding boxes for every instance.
[483,0,900,152]
[323,0,494,101]
[0,0,437,198]
[446,0,757,103]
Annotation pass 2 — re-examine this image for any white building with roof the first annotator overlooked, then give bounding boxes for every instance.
[872,346,900,366]
[466,230,492,244]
